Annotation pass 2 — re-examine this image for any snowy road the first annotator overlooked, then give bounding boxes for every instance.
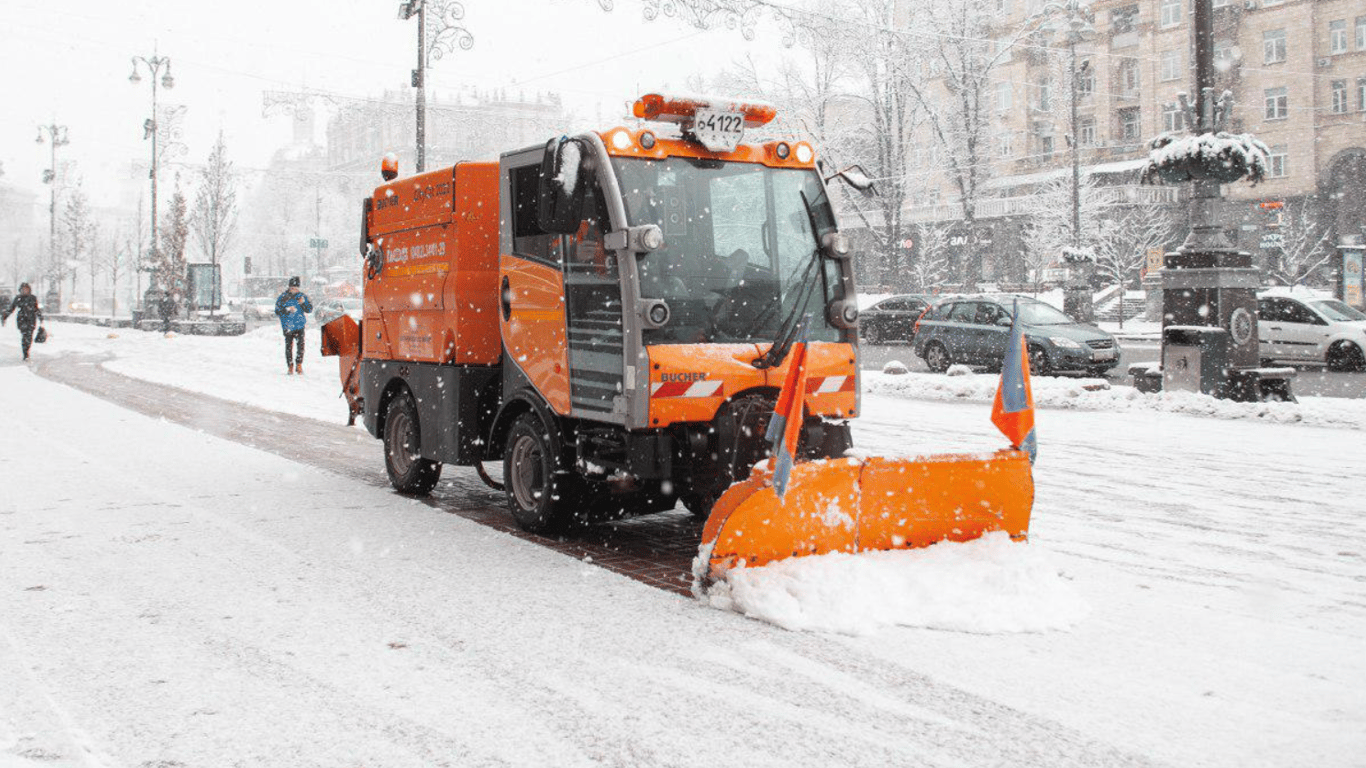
[1,326,1364,767]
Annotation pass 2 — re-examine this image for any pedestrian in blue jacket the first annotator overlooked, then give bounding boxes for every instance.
[275,276,313,375]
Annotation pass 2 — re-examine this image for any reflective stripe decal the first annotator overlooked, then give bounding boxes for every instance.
[651,380,725,398]
[805,375,855,394]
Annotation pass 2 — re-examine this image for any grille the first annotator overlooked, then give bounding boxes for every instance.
[1086,339,1115,350]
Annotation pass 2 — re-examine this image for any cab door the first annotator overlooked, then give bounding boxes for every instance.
[1276,299,1332,363]
[975,301,1011,365]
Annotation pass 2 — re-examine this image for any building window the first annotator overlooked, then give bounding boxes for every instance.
[1263,29,1286,64]
[1039,133,1055,157]
[1112,5,1139,34]
[1079,59,1095,95]
[1332,80,1348,113]
[1215,40,1235,65]
[998,132,1014,158]
[1264,87,1288,120]
[996,82,1012,111]
[1268,145,1288,178]
[1037,79,1052,111]
[1163,104,1182,132]
[1160,50,1182,81]
[997,0,1010,13]
[1118,59,1140,97]
[1213,0,1229,7]
[1330,20,1348,54]
[1118,108,1141,141]
[1160,0,1181,28]
[1079,118,1097,147]
[1359,78,1366,111]
[1357,17,1366,51]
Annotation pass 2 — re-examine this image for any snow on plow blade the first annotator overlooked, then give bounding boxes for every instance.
[699,450,1033,581]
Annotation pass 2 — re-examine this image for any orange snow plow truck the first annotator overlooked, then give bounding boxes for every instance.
[322,93,1033,580]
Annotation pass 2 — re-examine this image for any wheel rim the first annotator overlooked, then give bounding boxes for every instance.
[386,408,416,476]
[927,344,946,370]
[509,434,545,511]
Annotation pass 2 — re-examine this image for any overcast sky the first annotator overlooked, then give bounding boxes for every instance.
[1,0,776,208]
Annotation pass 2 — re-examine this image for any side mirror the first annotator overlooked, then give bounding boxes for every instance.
[537,137,587,235]
[996,316,1012,327]
[826,164,877,198]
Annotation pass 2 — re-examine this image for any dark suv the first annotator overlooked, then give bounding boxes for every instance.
[912,295,1120,375]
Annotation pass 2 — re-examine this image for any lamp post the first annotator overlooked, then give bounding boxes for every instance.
[398,0,428,173]
[1036,0,1094,249]
[398,1,472,174]
[129,52,174,309]
[35,122,70,298]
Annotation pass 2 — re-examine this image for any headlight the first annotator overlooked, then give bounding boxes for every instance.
[1049,336,1083,350]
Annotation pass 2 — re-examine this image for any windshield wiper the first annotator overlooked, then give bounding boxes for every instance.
[752,190,825,370]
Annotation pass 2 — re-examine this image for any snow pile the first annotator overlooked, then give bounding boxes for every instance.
[864,368,1366,430]
[881,359,909,375]
[700,532,1086,636]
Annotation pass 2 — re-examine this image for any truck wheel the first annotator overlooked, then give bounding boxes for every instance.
[503,412,578,533]
[1327,341,1365,372]
[384,391,442,495]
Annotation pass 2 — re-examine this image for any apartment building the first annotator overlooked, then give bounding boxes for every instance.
[908,0,1366,286]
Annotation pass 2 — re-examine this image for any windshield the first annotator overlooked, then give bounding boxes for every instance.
[613,156,841,345]
[1310,299,1366,322]
[1012,300,1074,325]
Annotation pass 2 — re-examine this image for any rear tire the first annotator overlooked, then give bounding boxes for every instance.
[503,412,579,533]
[1327,341,1365,372]
[924,341,951,373]
[384,391,442,495]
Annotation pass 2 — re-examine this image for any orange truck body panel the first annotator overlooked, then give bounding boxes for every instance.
[364,163,501,365]
[500,256,572,415]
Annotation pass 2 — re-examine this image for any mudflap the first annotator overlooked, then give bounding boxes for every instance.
[697,449,1034,583]
[320,315,364,425]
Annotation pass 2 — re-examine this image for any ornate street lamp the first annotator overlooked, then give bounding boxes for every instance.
[129,52,175,308]
[35,122,70,299]
[398,0,472,173]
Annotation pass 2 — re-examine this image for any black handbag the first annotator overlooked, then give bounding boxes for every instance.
[34,325,47,344]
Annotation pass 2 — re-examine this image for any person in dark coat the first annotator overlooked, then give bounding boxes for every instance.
[157,291,176,333]
[2,283,43,362]
[275,276,313,375]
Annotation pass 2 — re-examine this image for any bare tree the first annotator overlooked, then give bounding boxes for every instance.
[1094,204,1179,326]
[1266,199,1334,287]
[911,221,953,291]
[103,235,130,317]
[191,131,239,275]
[1019,175,1109,293]
[60,184,98,305]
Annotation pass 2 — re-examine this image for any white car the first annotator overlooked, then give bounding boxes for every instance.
[1257,291,1366,371]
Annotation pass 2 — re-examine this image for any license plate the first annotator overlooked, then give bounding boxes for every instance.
[692,109,745,152]
[1092,348,1116,361]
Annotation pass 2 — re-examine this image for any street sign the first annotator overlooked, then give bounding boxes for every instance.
[310,238,329,249]
[901,238,914,249]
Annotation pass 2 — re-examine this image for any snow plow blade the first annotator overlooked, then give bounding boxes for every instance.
[320,315,364,424]
[699,450,1033,581]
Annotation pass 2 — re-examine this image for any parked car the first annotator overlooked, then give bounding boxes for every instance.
[314,297,363,326]
[243,299,276,321]
[912,294,1120,375]
[859,294,931,344]
[1257,291,1366,371]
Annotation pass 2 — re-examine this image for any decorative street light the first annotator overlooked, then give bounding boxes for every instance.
[35,121,70,298]
[398,0,472,173]
[129,51,174,308]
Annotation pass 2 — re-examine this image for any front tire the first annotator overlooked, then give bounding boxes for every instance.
[862,322,882,345]
[384,391,442,495]
[924,341,951,373]
[503,412,579,533]
[1327,341,1365,372]
[1028,345,1051,376]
